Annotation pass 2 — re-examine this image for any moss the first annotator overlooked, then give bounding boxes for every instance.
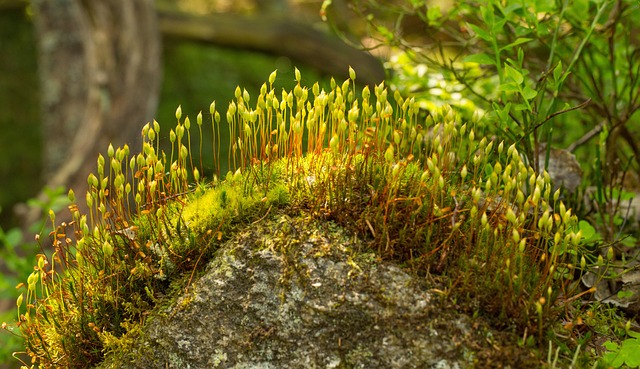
[15,68,598,368]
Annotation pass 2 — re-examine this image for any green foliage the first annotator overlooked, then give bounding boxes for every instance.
[385,52,480,119]
[355,0,640,189]
[602,329,640,368]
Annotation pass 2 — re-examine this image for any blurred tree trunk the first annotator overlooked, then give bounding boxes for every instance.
[26,0,161,224]
[157,9,385,86]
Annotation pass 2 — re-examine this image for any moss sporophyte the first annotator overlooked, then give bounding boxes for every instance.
[13,67,587,368]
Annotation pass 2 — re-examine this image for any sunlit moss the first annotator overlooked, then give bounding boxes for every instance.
[15,68,588,368]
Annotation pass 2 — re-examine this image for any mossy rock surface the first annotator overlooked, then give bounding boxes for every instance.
[96,214,536,369]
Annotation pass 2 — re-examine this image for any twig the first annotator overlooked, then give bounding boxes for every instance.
[252,205,273,225]
[531,98,592,135]
[567,119,605,152]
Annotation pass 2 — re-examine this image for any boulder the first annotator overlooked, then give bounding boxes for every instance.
[97,215,506,369]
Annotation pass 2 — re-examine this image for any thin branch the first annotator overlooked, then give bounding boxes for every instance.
[530,98,592,135]
[566,119,605,152]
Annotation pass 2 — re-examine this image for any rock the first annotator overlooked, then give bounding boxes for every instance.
[97,215,494,369]
[537,144,582,193]
[581,248,640,316]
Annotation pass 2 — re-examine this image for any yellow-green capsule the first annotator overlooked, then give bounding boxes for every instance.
[103,241,113,258]
[384,144,394,163]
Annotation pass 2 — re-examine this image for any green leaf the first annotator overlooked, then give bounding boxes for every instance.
[553,61,563,83]
[463,53,496,65]
[513,103,529,111]
[493,19,508,34]
[578,220,599,241]
[467,23,492,42]
[612,188,636,201]
[603,341,619,351]
[480,6,495,27]
[376,25,394,41]
[427,6,442,25]
[621,338,640,367]
[534,0,555,13]
[614,215,624,226]
[621,235,638,248]
[618,290,634,299]
[521,85,537,100]
[504,64,523,84]
[498,83,520,93]
[503,3,523,15]
[500,38,533,52]
[493,102,512,121]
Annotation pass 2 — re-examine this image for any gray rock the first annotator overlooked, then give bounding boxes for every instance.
[98,215,477,369]
[537,144,582,193]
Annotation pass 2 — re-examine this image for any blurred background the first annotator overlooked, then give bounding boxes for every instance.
[0,0,385,366]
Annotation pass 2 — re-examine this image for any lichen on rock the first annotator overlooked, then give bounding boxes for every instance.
[98,215,480,369]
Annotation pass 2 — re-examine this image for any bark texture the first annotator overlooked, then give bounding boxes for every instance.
[31,0,161,217]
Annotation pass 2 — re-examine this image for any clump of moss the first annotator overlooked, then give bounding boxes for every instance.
[14,68,587,368]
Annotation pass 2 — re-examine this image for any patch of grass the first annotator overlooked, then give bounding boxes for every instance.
[9,68,597,368]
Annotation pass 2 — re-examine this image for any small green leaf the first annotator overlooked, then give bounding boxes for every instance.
[621,235,638,248]
[578,220,598,241]
[513,103,529,111]
[427,6,442,26]
[603,340,619,351]
[502,3,523,15]
[621,338,640,367]
[500,38,533,52]
[504,64,523,84]
[464,53,496,65]
[467,23,492,42]
[521,85,537,100]
[376,25,394,41]
[553,61,563,83]
[614,215,624,226]
[498,83,520,93]
[534,0,555,12]
[480,6,495,27]
[618,290,634,299]
[493,19,508,34]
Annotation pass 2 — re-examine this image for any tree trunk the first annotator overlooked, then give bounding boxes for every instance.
[29,0,161,223]
[157,9,385,86]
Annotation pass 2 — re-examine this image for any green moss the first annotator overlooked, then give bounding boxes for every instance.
[181,163,290,236]
[15,68,597,368]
